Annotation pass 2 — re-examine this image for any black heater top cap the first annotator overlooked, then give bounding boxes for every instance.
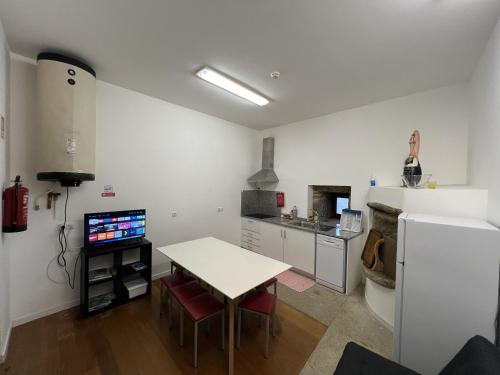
[37,52,96,77]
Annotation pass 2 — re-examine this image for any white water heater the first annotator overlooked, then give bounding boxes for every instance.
[36,53,96,186]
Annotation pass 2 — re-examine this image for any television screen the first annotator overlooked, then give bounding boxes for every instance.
[84,209,146,247]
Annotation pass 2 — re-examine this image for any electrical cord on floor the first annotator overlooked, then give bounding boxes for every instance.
[56,186,79,289]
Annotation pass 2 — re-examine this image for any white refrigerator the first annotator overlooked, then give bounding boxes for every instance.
[394,213,500,374]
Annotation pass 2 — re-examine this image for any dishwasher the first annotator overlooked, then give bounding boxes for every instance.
[315,234,346,293]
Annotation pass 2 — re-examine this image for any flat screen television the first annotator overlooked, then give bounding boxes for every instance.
[84,209,146,248]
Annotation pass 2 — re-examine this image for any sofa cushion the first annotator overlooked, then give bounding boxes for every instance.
[334,342,419,375]
[439,335,500,375]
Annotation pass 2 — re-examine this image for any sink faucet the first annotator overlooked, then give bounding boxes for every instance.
[312,210,321,231]
[309,210,320,226]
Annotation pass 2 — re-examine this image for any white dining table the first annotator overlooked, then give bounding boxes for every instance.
[157,236,291,375]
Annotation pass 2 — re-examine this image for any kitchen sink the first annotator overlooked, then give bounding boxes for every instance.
[289,220,317,229]
[287,220,335,232]
[319,225,335,232]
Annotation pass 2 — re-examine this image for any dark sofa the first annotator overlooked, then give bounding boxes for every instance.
[334,336,500,375]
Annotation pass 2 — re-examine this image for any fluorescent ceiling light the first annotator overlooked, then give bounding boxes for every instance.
[196,67,270,106]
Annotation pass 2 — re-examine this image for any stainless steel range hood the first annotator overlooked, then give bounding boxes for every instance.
[248,137,279,187]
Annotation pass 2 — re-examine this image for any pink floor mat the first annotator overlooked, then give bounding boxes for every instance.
[276,270,315,292]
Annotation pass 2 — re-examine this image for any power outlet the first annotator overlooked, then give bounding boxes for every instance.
[217,207,224,212]
[171,211,178,218]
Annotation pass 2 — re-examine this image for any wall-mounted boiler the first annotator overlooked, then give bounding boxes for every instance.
[36,52,96,186]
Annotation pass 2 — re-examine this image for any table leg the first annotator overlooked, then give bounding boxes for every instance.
[228,298,235,375]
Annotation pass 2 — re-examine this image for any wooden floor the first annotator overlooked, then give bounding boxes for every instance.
[0,281,326,375]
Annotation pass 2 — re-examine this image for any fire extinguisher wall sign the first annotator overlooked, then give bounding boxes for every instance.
[276,192,285,207]
[3,175,29,232]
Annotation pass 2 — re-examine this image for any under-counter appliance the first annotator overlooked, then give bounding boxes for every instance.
[394,213,500,374]
[315,234,345,293]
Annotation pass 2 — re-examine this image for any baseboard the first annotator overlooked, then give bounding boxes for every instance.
[12,298,80,328]
[365,295,394,332]
[12,270,171,327]
[0,322,11,364]
[152,269,171,280]
[289,267,315,280]
[10,267,171,329]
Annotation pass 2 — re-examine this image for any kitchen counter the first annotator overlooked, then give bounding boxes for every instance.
[241,214,364,241]
[317,224,364,240]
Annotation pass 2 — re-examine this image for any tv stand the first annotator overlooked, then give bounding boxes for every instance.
[80,238,152,317]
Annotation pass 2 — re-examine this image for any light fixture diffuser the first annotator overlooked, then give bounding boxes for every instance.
[196,67,269,106]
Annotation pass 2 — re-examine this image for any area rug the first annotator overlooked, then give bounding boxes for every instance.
[277,270,316,292]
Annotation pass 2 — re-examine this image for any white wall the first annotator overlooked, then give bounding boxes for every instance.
[8,59,259,324]
[0,20,10,362]
[261,84,469,216]
[6,56,471,327]
[468,17,500,227]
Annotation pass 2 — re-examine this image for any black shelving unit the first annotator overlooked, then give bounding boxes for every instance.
[80,238,152,317]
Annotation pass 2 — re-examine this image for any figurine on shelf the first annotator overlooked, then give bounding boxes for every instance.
[402,130,422,187]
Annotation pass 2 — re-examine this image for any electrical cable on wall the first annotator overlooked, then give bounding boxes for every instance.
[56,186,80,289]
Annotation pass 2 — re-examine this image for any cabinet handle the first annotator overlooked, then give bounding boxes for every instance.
[280,229,283,238]
[284,230,286,239]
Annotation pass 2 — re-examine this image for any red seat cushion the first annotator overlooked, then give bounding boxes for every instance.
[170,281,207,304]
[239,291,276,315]
[160,272,195,289]
[260,277,278,288]
[183,293,225,321]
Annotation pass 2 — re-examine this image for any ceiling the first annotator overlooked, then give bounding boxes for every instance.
[1,0,499,129]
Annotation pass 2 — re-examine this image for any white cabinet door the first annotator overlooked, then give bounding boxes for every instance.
[260,222,284,261]
[283,227,315,274]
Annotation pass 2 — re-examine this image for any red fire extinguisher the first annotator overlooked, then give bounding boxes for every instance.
[3,176,29,232]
